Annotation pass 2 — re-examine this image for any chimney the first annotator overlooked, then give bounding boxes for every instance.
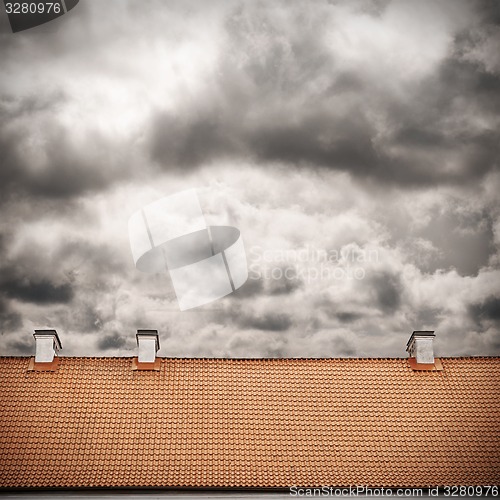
[33,329,62,363]
[406,331,435,364]
[136,329,160,363]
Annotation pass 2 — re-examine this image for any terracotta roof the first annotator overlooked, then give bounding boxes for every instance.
[0,356,499,489]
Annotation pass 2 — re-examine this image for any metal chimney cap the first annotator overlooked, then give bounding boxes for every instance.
[136,329,160,351]
[33,329,62,350]
[406,330,435,350]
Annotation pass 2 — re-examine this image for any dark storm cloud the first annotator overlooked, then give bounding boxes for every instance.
[253,266,304,296]
[476,0,500,26]
[149,68,500,187]
[68,300,105,333]
[232,277,265,299]
[0,99,132,202]
[247,112,377,172]
[336,311,363,323]
[0,236,24,332]
[226,331,288,357]
[234,270,302,298]
[370,271,403,314]
[54,239,128,277]
[149,111,240,169]
[0,236,72,305]
[0,298,23,333]
[148,1,500,188]
[415,209,494,276]
[2,0,498,195]
[358,0,391,17]
[224,302,293,332]
[415,307,443,327]
[0,0,143,203]
[6,338,32,355]
[469,296,500,324]
[239,312,292,332]
[1,277,73,304]
[97,331,126,350]
[322,335,357,357]
[0,228,125,336]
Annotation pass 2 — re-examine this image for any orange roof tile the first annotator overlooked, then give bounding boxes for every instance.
[0,356,499,489]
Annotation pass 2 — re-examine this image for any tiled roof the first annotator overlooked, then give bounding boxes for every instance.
[0,356,499,489]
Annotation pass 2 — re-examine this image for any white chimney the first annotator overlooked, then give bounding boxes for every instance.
[136,329,160,363]
[406,331,435,364]
[33,329,62,363]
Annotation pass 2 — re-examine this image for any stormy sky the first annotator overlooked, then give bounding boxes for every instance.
[1,0,499,358]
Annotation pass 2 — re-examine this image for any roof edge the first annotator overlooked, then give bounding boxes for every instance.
[1,355,499,360]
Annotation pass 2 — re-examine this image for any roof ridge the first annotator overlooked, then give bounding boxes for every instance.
[1,355,500,360]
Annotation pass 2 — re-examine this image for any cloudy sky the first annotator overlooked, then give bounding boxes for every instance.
[1,0,499,358]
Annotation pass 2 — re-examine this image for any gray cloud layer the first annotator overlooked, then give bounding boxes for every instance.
[149,0,500,186]
[0,0,499,358]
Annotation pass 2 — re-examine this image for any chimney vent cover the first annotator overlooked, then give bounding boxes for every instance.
[136,329,160,363]
[406,330,435,364]
[33,329,62,363]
